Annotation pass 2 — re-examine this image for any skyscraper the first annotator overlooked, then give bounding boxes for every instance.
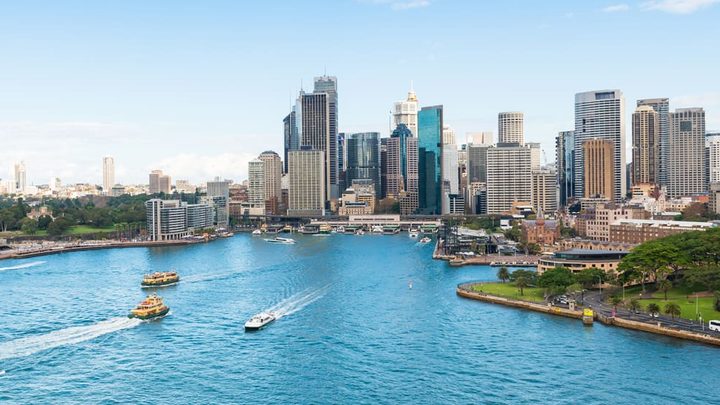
[486,144,532,214]
[288,148,325,216]
[631,105,660,186]
[393,86,419,136]
[14,161,26,193]
[149,170,171,194]
[418,105,443,215]
[258,151,283,214]
[555,130,575,207]
[532,168,558,214]
[668,108,706,197]
[707,133,720,185]
[299,91,332,202]
[583,138,615,200]
[283,110,298,174]
[387,124,419,215]
[441,126,459,214]
[498,112,524,145]
[345,132,381,196]
[466,131,493,146]
[248,159,265,207]
[206,178,230,226]
[314,75,339,199]
[574,90,626,202]
[102,156,115,194]
[637,98,669,186]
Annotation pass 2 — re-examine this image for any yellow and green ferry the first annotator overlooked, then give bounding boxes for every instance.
[141,271,180,288]
[128,293,170,320]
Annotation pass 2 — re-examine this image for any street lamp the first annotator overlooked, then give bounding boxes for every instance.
[597,275,603,297]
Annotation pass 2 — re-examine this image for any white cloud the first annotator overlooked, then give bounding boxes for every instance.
[603,4,630,12]
[148,152,257,185]
[641,0,720,14]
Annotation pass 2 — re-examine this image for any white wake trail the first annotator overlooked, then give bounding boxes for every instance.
[269,285,330,319]
[0,261,46,272]
[0,317,142,361]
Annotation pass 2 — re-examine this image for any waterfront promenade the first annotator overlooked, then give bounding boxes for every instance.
[457,282,720,347]
[0,239,206,260]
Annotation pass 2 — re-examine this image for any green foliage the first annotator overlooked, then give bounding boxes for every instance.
[37,215,53,230]
[610,296,623,309]
[19,218,38,235]
[463,215,502,232]
[574,267,605,289]
[658,279,672,301]
[496,266,510,283]
[515,276,529,296]
[504,224,521,242]
[47,217,73,236]
[647,303,660,316]
[566,283,583,294]
[537,267,575,293]
[629,298,641,313]
[509,269,537,285]
[664,302,682,319]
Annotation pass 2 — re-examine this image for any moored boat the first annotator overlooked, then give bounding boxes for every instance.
[252,229,262,235]
[141,271,180,288]
[318,224,332,234]
[128,293,170,320]
[264,237,296,244]
[419,237,432,244]
[244,312,276,331]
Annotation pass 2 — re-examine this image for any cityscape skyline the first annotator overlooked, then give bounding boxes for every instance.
[0,1,718,185]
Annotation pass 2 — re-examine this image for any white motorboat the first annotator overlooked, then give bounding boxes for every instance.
[244,312,276,331]
[371,225,383,234]
[264,237,296,244]
[409,231,419,238]
[356,230,365,235]
[419,237,432,244]
[252,229,262,236]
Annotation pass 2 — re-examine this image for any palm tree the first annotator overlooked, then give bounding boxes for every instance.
[647,303,660,317]
[658,279,672,301]
[497,266,510,284]
[611,296,623,311]
[515,276,528,296]
[664,303,681,320]
[629,299,641,313]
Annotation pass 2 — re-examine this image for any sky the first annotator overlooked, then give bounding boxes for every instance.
[1,0,719,185]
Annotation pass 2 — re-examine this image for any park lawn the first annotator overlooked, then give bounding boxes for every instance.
[32,225,116,237]
[471,282,546,303]
[624,286,720,322]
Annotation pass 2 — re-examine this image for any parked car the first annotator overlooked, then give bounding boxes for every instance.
[709,320,720,332]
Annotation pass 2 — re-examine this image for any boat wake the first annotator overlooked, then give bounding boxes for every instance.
[0,261,46,272]
[0,317,142,361]
[267,285,330,319]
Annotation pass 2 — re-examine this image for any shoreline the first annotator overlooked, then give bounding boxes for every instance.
[457,283,720,348]
[0,239,213,261]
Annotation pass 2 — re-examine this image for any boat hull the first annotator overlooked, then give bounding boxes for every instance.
[141,278,180,288]
[129,306,170,320]
[244,319,275,331]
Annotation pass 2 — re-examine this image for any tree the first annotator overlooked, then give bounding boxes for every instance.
[19,217,38,235]
[504,225,520,242]
[629,299,642,313]
[658,279,672,301]
[610,296,623,311]
[574,267,605,289]
[618,239,684,289]
[509,269,537,285]
[647,303,660,316]
[664,302,681,320]
[525,243,541,255]
[516,276,529,296]
[37,215,53,230]
[715,291,720,312]
[538,267,575,294]
[47,217,73,236]
[497,266,510,283]
[566,283,583,295]
[0,209,15,232]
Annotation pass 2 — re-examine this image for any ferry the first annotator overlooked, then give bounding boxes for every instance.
[244,312,276,331]
[282,224,293,233]
[252,229,262,236]
[419,237,432,244]
[371,225,383,234]
[299,225,319,235]
[319,224,332,234]
[128,293,170,320]
[264,237,296,244]
[141,271,180,288]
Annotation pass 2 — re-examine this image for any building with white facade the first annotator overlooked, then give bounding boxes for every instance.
[14,161,26,193]
[102,156,115,195]
[668,108,705,197]
[486,144,532,214]
[393,86,419,137]
[288,149,325,216]
[145,199,214,241]
[498,112,524,145]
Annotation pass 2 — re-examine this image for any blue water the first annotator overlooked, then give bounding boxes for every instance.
[0,235,718,404]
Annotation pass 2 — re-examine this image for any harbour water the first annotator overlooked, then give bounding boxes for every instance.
[0,234,718,403]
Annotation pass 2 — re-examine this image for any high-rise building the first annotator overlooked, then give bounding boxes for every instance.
[418,105,443,215]
[206,178,230,226]
[707,133,720,184]
[346,132,381,197]
[555,130,575,207]
[338,132,347,193]
[441,127,459,215]
[314,75,339,199]
[288,148,325,216]
[486,144,532,214]
[283,110,298,174]
[668,108,706,197]
[149,170,171,194]
[527,142,542,170]
[393,86,419,137]
[467,144,489,184]
[14,161,26,193]
[146,199,213,241]
[574,90,626,202]
[583,138,615,201]
[380,138,389,199]
[466,131,493,146]
[248,159,265,207]
[532,168,558,214]
[258,151,283,214]
[386,124,419,214]
[637,98,669,185]
[299,91,334,202]
[498,112,524,145]
[442,126,456,145]
[631,105,660,186]
[102,156,114,194]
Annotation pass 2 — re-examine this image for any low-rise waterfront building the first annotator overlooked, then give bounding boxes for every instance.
[609,219,716,244]
[538,249,629,274]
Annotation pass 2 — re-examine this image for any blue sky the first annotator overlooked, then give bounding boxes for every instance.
[1,0,718,185]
